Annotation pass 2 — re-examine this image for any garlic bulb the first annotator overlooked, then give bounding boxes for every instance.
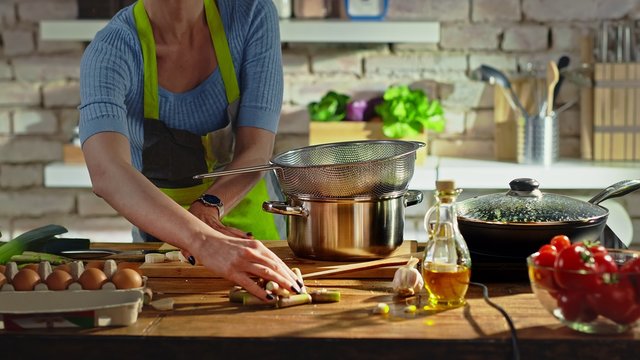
[392,257,424,297]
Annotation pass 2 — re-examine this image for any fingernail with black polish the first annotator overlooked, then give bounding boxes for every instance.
[296,279,304,288]
[188,256,196,265]
[291,285,302,294]
[246,232,253,237]
[266,293,275,300]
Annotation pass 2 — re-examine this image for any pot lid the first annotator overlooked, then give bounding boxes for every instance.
[456,178,608,223]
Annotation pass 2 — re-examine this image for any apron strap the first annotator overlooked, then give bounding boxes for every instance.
[133,1,159,120]
[204,0,240,104]
[133,0,240,120]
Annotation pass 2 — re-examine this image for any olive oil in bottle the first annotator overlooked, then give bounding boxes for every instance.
[422,180,471,308]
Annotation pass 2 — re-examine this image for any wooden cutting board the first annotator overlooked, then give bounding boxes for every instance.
[139,240,418,279]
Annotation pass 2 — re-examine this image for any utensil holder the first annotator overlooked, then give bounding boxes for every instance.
[517,113,559,165]
[592,62,640,161]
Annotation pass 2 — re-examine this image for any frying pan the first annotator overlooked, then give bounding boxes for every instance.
[456,178,640,260]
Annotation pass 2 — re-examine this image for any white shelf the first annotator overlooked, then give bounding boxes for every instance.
[39,19,440,43]
[45,163,92,188]
[278,20,439,43]
[434,157,640,190]
[45,157,640,190]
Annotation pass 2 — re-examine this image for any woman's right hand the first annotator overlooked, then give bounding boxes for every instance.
[189,235,302,301]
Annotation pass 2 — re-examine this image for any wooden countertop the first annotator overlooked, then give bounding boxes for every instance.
[1,243,639,360]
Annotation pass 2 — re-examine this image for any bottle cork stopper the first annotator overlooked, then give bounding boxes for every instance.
[436,180,456,191]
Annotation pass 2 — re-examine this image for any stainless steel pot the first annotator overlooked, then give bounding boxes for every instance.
[263,190,424,261]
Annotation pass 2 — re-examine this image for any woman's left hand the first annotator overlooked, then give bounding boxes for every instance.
[188,202,253,239]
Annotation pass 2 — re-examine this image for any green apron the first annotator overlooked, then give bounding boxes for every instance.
[133,0,280,240]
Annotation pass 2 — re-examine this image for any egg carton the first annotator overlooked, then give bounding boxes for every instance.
[0,260,148,330]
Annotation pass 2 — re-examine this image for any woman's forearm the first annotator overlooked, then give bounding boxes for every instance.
[203,126,276,212]
[83,132,208,252]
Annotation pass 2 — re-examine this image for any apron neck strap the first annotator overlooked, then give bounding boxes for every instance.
[204,0,240,104]
[133,0,240,120]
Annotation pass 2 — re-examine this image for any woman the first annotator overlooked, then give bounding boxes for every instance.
[78,0,301,300]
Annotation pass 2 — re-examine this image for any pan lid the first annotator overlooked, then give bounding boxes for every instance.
[456,178,608,223]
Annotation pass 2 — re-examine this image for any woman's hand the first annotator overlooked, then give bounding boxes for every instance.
[190,235,303,301]
[188,201,252,238]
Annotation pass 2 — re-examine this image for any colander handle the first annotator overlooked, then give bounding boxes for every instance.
[262,201,309,217]
[193,164,281,179]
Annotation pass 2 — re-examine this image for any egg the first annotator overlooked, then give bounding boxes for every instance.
[12,268,41,291]
[23,263,39,272]
[111,268,143,289]
[85,261,104,270]
[0,272,6,287]
[54,264,71,273]
[78,268,107,290]
[46,269,73,291]
[0,264,6,275]
[117,262,143,274]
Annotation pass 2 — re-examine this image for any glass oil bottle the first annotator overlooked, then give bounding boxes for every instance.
[422,180,471,309]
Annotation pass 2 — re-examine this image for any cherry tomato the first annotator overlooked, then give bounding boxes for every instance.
[550,235,571,253]
[557,290,597,322]
[620,257,640,300]
[553,243,598,291]
[587,243,608,256]
[587,278,640,325]
[539,244,557,255]
[593,253,618,274]
[532,251,558,291]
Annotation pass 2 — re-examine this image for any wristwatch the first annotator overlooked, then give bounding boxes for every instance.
[196,194,224,217]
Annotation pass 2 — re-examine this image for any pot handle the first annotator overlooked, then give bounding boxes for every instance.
[588,179,640,205]
[262,201,308,218]
[404,190,424,207]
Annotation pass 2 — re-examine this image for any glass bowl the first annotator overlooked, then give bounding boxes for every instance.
[527,249,640,334]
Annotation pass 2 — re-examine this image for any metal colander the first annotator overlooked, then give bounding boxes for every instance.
[194,140,425,199]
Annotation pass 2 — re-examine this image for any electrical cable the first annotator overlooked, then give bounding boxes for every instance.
[470,282,521,360]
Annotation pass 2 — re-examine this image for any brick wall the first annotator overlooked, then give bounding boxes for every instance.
[0,0,638,245]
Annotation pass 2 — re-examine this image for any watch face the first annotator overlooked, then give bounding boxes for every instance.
[201,194,222,206]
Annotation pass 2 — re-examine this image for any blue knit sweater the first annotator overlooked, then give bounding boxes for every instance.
[78,0,283,171]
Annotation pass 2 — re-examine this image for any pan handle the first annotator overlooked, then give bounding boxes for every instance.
[588,179,640,205]
[262,201,308,217]
[193,164,281,180]
[404,190,424,207]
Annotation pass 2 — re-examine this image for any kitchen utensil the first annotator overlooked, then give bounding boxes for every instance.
[194,140,425,200]
[262,190,423,261]
[301,252,421,279]
[517,112,559,165]
[580,33,595,160]
[58,249,167,260]
[553,56,571,103]
[545,61,559,117]
[139,240,419,279]
[456,178,640,259]
[474,65,530,119]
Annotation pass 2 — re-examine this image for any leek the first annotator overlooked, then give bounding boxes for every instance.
[0,224,68,264]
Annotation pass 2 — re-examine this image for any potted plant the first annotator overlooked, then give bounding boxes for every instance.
[374,85,445,139]
[307,91,351,122]
[308,91,386,145]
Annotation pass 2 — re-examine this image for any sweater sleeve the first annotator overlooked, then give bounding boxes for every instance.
[235,0,283,133]
[78,24,138,144]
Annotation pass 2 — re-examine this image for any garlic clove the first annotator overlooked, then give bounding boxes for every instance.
[392,257,424,297]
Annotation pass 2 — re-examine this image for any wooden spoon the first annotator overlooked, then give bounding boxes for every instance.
[546,61,560,117]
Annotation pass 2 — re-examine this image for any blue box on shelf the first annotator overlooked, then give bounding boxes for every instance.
[345,0,388,20]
